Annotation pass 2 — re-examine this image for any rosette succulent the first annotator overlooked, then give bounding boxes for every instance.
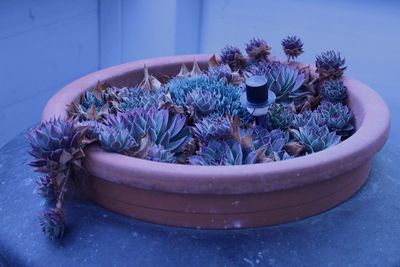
[245,37,271,61]
[167,75,252,124]
[321,80,347,103]
[118,87,165,112]
[27,118,88,174]
[185,88,217,117]
[189,138,267,166]
[317,101,354,135]
[146,144,176,163]
[247,63,307,103]
[292,124,341,153]
[293,110,325,128]
[39,208,66,240]
[281,36,304,61]
[101,107,191,154]
[207,64,243,85]
[266,103,294,129]
[220,45,246,70]
[316,50,347,80]
[99,128,138,154]
[36,174,57,200]
[193,115,233,143]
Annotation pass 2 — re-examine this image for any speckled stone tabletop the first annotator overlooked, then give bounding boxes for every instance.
[0,131,399,267]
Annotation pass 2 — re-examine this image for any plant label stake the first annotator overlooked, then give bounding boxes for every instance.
[241,75,276,126]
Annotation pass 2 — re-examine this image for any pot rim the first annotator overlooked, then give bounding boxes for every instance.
[42,54,391,194]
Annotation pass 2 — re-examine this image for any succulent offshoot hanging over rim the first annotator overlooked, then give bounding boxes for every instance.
[281,36,304,61]
[315,50,347,80]
[245,37,271,62]
[28,35,356,240]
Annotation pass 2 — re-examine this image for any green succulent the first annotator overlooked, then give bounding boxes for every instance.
[189,138,268,166]
[292,124,341,153]
[267,103,294,129]
[193,115,233,143]
[118,87,165,112]
[186,88,217,117]
[281,36,304,61]
[98,128,138,154]
[39,208,66,240]
[317,101,354,135]
[315,50,347,80]
[245,37,271,61]
[220,45,246,70]
[321,80,347,103]
[146,144,176,163]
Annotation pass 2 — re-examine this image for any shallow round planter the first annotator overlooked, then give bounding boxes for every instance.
[42,54,390,229]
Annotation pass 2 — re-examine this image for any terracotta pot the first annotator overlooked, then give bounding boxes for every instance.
[42,54,390,229]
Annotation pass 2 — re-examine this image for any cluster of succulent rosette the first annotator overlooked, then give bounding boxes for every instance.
[27,36,353,240]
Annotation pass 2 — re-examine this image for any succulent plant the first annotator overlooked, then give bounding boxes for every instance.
[147,108,192,153]
[185,89,217,117]
[315,50,347,80]
[267,103,294,129]
[36,174,57,200]
[247,63,307,103]
[220,45,246,70]
[99,128,138,154]
[245,37,271,61]
[207,64,243,85]
[281,36,304,61]
[146,144,176,163]
[317,101,354,135]
[293,110,325,128]
[102,107,191,154]
[193,115,233,143]
[118,87,165,112]
[39,208,66,240]
[167,75,253,124]
[251,126,294,159]
[189,138,268,166]
[321,80,347,103]
[292,124,341,153]
[27,118,88,174]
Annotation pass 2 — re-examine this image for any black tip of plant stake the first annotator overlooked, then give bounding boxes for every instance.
[241,75,276,109]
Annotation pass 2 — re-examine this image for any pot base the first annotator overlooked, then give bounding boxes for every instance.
[87,160,370,229]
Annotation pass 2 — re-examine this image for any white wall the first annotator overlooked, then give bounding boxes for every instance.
[0,0,99,147]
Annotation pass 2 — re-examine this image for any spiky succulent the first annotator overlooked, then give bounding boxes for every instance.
[321,80,347,103]
[248,63,307,103]
[167,75,253,124]
[118,87,165,112]
[101,107,191,154]
[146,144,176,163]
[189,138,267,166]
[27,118,88,174]
[36,174,57,200]
[292,123,341,153]
[245,37,271,61]
[267,103,294,129]
[281,36,304,61]
[317,101,354,135]
[186,89,217,117]
[251,126,294,159]
[193,116,233,143]
[293,110,325,128]
[220,45,246,70]
[207,64,243,85]
[39,208,66,240]
[99,128,138,154]
[315,50,347,80]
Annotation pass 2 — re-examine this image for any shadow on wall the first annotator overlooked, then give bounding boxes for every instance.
[0,0,399,147]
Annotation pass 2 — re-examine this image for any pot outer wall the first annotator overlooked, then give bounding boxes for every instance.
[42,54,390,229]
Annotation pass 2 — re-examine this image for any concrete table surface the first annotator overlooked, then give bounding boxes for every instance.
[0,129,399,267]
